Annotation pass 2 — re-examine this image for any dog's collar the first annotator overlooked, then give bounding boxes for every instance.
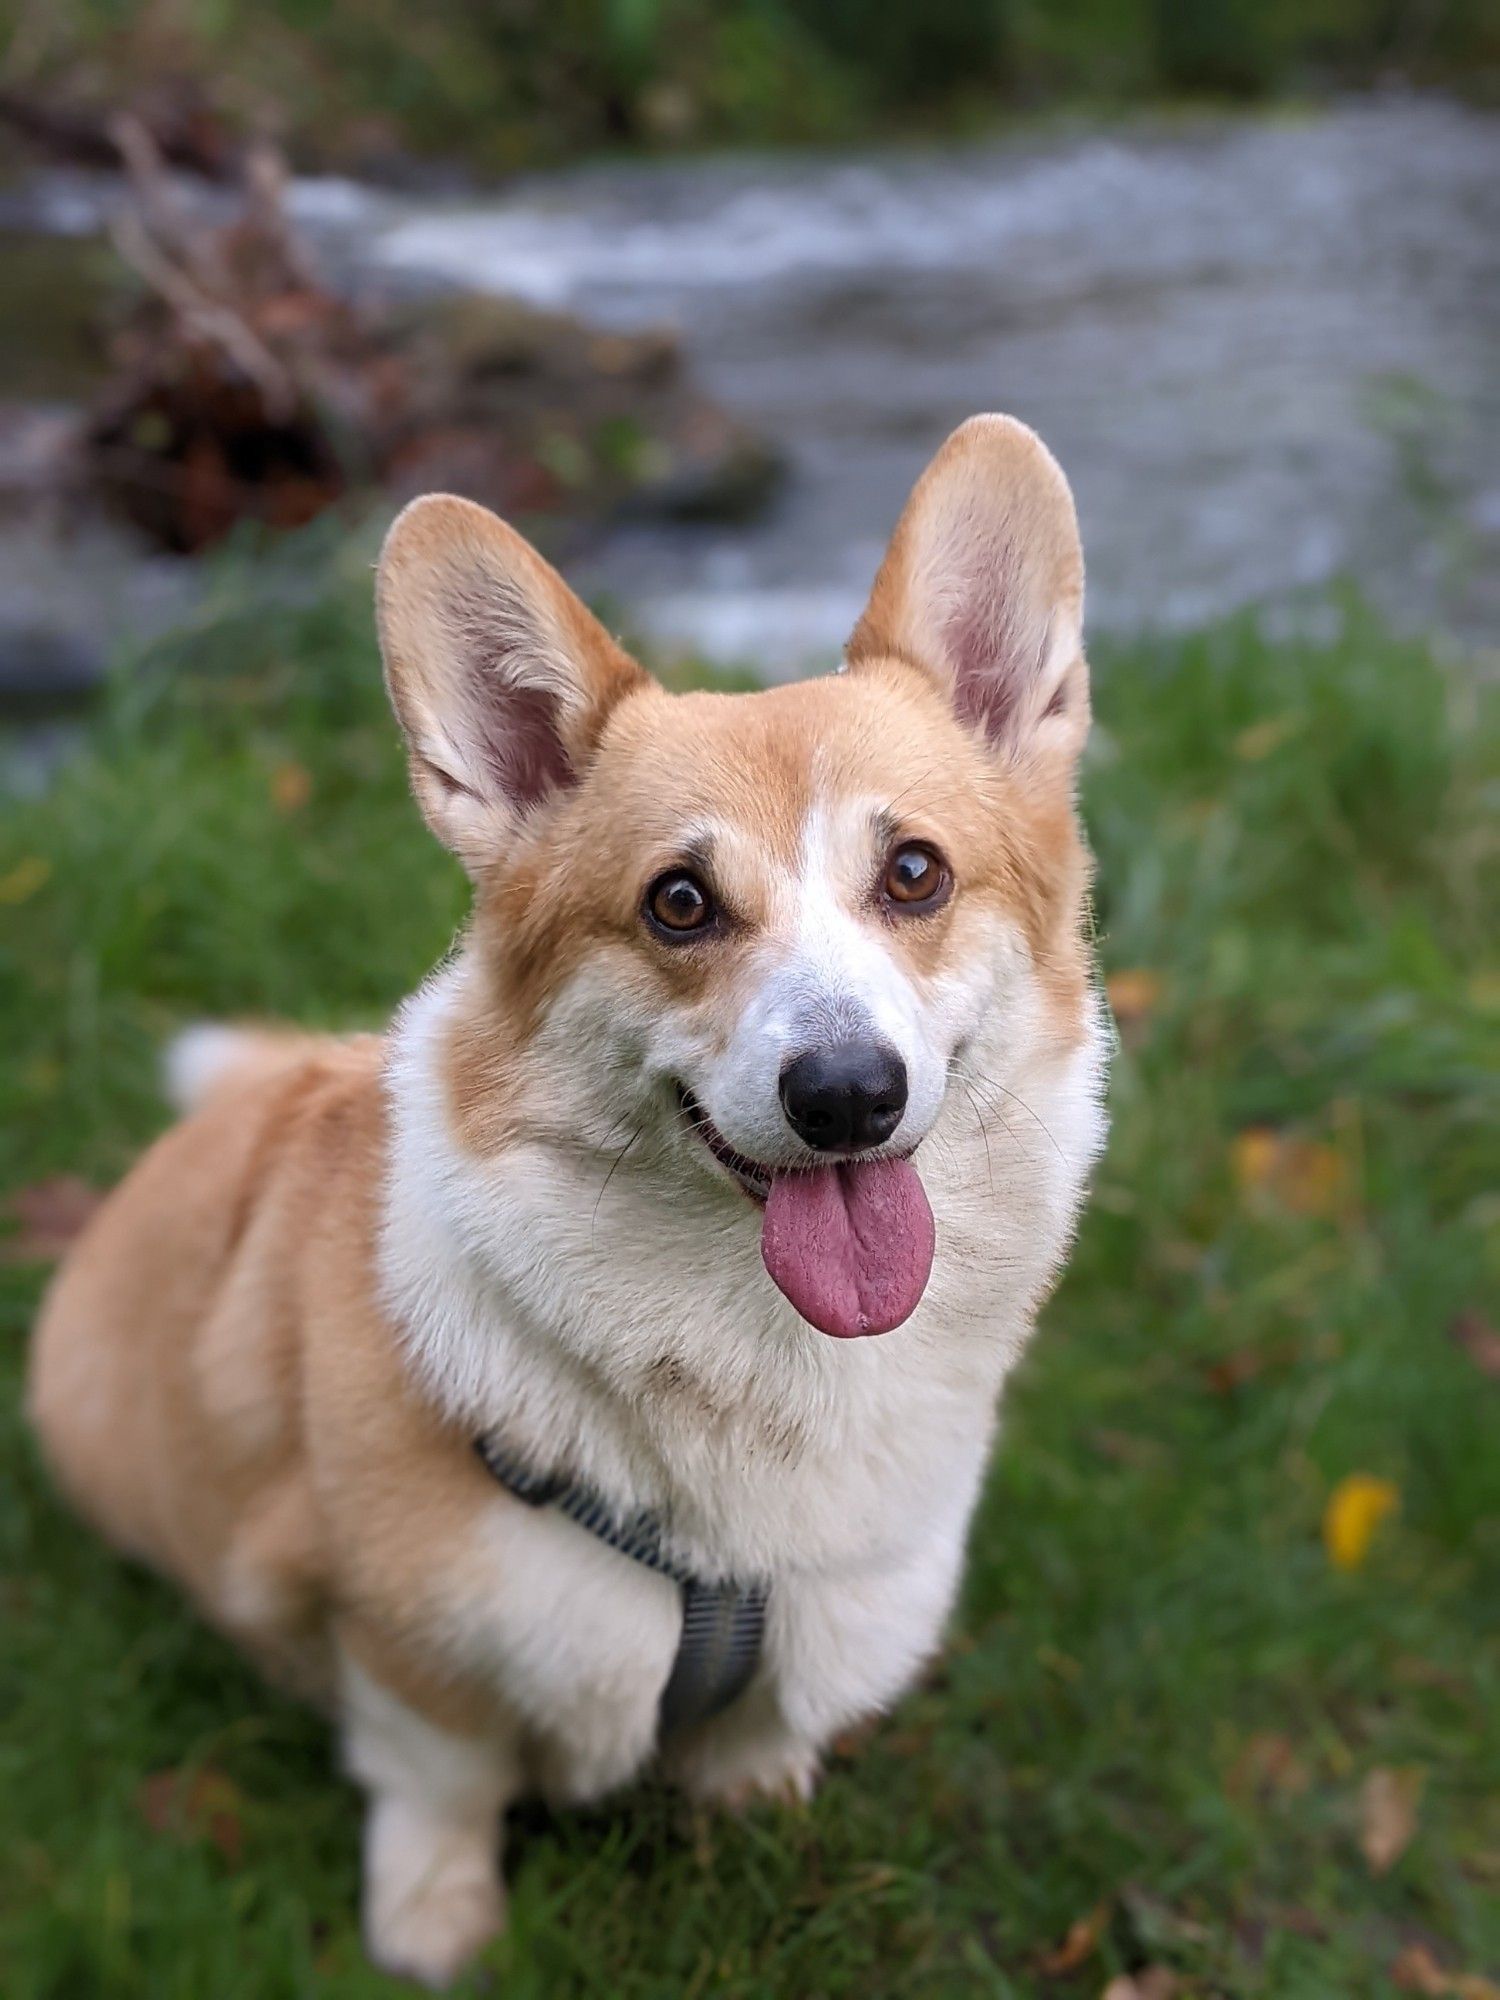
[473,1435,766,1736]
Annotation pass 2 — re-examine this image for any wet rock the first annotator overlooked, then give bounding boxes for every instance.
[378,291,782,525]
[0,625,106,717]
[0,403,81,510]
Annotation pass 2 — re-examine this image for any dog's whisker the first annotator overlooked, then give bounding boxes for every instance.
[958,1083,996,1196]
[949,1060,1026,1154]
[592,1124,644,1234]
[955,1060,1066,1163]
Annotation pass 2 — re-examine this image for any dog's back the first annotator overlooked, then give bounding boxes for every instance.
[28,1027,382,1688]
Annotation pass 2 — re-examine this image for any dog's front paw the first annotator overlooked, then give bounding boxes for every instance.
[674,1731,821,1813]
[712,1757,820,1814]
[367,1867,504,1990]
[363,1802,505,1990]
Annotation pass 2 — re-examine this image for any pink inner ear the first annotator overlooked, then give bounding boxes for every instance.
[448,574,576,813]
[468,671,573,812]
[941,546,1037,743]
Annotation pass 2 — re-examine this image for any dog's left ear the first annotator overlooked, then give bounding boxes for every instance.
[376,494,648,873]
[847,414,1087,773]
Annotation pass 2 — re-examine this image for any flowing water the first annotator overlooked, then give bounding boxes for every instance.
[4,96,1498,689]
[344,95,1500,669]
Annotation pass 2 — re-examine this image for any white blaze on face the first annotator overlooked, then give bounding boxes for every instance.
[698,798,979,1167]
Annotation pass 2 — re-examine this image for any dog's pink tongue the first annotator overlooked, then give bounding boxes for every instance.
[761,1158,934,1338]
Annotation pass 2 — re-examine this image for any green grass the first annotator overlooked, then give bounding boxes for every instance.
[1,566,1497,1998]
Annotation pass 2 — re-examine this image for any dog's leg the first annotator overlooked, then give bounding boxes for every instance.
[663,1683,821,1809]
[673,1502,978,1812]
[339,1649,518,1990]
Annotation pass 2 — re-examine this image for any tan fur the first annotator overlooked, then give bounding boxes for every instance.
[444,660,1091,1157]
[28,414,1105,1987]
[31,1037,523,1732]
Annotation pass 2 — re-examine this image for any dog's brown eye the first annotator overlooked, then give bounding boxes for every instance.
[646,870,714,936]
[883,842,950,911]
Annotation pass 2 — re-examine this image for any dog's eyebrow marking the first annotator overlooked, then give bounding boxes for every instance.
[871,806,902,854]
[674,831,716,879]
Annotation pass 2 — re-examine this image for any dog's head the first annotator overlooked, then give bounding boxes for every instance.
[378,416,1098,1341]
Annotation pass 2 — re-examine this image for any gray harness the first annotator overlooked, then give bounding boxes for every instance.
[473,1435,767,1736]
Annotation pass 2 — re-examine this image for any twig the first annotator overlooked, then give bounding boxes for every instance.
[108,205,300,422]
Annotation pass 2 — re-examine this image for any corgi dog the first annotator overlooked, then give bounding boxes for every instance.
[29,415,1108,1987]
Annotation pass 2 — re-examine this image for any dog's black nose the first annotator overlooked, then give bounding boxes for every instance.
[779,1042,908,1153]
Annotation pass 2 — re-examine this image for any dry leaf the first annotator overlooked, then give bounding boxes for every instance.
[1102,1972,1177,2000]
[1119,1887,1214,1951]
[1264,1905,1328,1941]
[1203,1336,1304,1395]
[1234,714,1298,760]
[1039,1900,1110,1974]
[1228,1731,1311,1801]
[1107,969,1163,1028]
[136,1766,245,1863]
[1393,1657,1468,1698]
[879,1723,937,1759]
[0,855,51,904]
[1360,1766,1424,1875]
[1231,1127,1348,1217]
[1088,1427,1166,1468]
[1392,1944,1500,1998]
[829,1717,882,1760]
[2,1176,105,1263]
[1323,1473,1400,1571]
[1394,1947,1453,1996]
[1204,1346,1268,1394]
[270,760,313,813]
[1450,1311,1500,1380]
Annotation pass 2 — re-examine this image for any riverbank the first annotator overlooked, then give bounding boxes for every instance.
[7,1,1498,180]
[2,578,1495,1996]
[3,96,1499,714]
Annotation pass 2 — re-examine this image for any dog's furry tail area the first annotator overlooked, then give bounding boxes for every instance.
[163,1023,326,1116]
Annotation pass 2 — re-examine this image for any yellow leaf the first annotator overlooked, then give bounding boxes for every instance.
[270,761,313,813]
[1232,1127,1348,1217]
[1359,1765,1424,1875]
[1107,969,1163,1027]
[1323,1473,1400,1571]
[0,856,51,904]
[1231,1126,1280,1189]
[1281,1141,1349,1217]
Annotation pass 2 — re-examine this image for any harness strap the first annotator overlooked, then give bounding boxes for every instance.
[473,1435,767,1735]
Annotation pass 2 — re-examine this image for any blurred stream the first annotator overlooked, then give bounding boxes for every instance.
[4,95,1498,684]
[351,95,1500,668]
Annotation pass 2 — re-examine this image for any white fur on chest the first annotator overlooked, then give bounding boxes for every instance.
[376,955,1106,1787]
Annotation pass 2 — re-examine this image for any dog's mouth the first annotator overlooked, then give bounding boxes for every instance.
[676,1087,774,1204]
[675,1086,935,1338]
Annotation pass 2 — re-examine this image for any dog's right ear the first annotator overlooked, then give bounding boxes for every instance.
[376,495,648,873]
[847,415,1087,779]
